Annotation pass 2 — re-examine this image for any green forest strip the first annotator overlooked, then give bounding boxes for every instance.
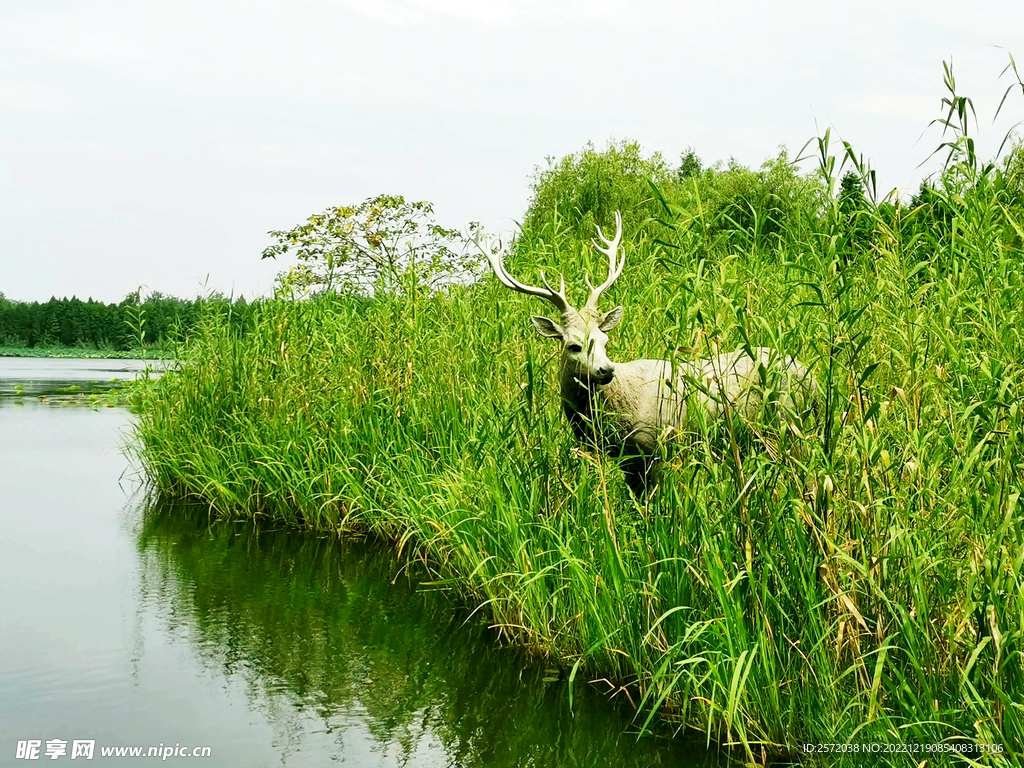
[0,292,253,353]
[132,127,1024,765]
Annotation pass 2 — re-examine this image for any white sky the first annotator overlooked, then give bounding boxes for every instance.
[1,0,1022,303]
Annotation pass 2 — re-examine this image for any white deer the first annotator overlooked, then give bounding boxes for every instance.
[473,213,817,493]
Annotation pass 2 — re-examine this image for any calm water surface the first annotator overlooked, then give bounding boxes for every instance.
[0,357,160,398]
[0,358,721,767]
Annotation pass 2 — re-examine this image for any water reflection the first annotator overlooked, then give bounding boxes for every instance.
[137,501,719,767]
[0,357,160,398]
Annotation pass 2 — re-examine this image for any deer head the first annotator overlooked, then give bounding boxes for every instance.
[473,213,626,386]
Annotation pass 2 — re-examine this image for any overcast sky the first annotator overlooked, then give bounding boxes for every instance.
[2,1,1022,303]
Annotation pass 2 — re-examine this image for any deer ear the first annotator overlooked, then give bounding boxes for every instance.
[599,306,623,331]
[531,315,564,339]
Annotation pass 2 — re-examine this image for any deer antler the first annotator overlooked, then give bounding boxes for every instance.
[471,226,570,315]
[583,211,625,310]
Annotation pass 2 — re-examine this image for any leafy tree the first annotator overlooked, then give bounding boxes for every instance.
[677,147,702,182]
[836,171,875,258]
[700,148,823,247]
[521,139,674,243]
[1001,141,1024,221]
[907,180,955,238]
[261,195,478,296]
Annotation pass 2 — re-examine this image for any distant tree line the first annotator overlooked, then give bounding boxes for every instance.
[0,290,255,351]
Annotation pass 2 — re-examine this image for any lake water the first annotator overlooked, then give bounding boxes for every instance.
[0,357,159,398]
[0,358,721,767]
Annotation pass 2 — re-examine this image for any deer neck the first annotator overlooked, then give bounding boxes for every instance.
[559,365,611,442]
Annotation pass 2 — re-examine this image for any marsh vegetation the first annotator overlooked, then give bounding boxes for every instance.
[133,64,1024,764]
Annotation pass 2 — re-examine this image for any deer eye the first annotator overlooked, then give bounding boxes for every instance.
[566,343,583,354]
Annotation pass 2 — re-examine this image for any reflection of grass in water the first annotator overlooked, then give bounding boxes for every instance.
[0,376,148,407]
[137,501,713,768]
[33,393,124,408]
[5,385,131,408]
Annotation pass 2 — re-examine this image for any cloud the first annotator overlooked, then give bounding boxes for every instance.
[407,0,515,24]
[0,11,156,65]
[340,0,644,26]
[0,81,80,118]
[340,0,428,25]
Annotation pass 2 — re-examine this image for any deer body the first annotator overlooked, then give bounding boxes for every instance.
[560,345,816,491]
[473,214,817,493]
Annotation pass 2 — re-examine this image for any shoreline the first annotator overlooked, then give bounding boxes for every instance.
[0,347,174,360]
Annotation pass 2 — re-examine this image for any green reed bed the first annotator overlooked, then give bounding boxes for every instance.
[132,138,1023,764]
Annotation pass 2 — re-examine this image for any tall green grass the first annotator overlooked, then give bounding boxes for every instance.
[133,117,1023,765]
